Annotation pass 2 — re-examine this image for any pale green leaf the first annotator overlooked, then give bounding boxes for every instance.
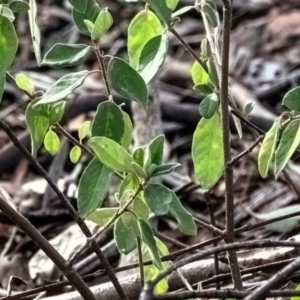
[258,117,281,178]
[282,86,300,112]
[114,216,137,254]
[42,44,91,68]
[166,0,179,10]
[275,119,300,177]
[120,111,133,150]
[89,136,136,174]
[152,163,181,176]
[91,8,113,41]
[44,130,60,155]
[192,111,224,189]
[199,93,218,119]
[28,0,42,65]
[69,145,81,163]
[172,6,194,18]
[15,73,35,94]
[78,157,113,217]
[138,34,169,84]
[0,15,18,78]
[49,101,66,125]
[35,71,91,105]
[193,83,213,97]
[144,183,172,216]
[87,207,118,227]
[128,10,162,69]
[0,6,15,22]
[133,196,149,221]
[202,3,219,28]
[79,121,91,141]
[25,100,49,157]
[191,60,209,86]
[119,173,139,199]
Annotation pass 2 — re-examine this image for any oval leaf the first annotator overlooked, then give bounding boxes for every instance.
[44,130,60,155]
[15,73,35,94]
[108,57,148,108]
[144,184,172,216]
[49,101,66,125]
[191,60,209,86]
[35,71,91,105]
[78,157,113,217]
[199,93,219,119]
[91,8,113,41]
[258,117,281,178]
[202,3,219,28]
[42,44,91,68]
[192,111,224,189]
[282,86,300,112]
[138,34,169,84]
[88,136,136,174]
[275,119,300,177]
[193,83,213,97]
[70,145,81,163]
[166,0,179,10]
[144,0,172,28]
[0,15,18,77]
[91,101,125,143]
[87,207,118,227]
[120,111,133,149]
[68,0,87,13]
[128,10,162,69]
[79,121,91,141]
[8,0,30,12]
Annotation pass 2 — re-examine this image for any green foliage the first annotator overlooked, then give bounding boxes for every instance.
[0,14,18,78]
[199,93,219,119]
[72,0,100,36]
[87,207,118,227]
[77,157,113,217]
[78,121,91,141]
[44,129,60,155]
[70,146,81,163]
[166,0,179,11]
[192,111,224,189]
[144,0,172,28]
[274,119,300,178]
[91,8,113,41]
[0,75,5,104]
[8,0,30,12]
[282,86,300,112]
[42,44,91,68]
[35,71,91,105]
[68,0,87,13]
[258,117,281,178]
[107,57,148,108]
[191,60,209,86]
[128,9,163,69]
[25,100,49,157]
[49,101,66,125]
[15,73,35,94]
[201,3,219,28]
[291,283,300,300]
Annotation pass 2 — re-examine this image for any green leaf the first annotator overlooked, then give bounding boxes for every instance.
[199,93,219,119]
[79,121,91,141]
[282,86,300,112]
[42,44,91,68]
[166,0,179,10]
[108,57,148,108]
[244,101,255,116]
[149,134,164,165]
[192,111,224,189]
[44,130,60,155]
[0,1,8,4]
[133,196,149,221]
[114,216,137,254]
[83,19,94,34]
[0,75,5,104]
[139,219,162,270]
[119,173,139,199]
[143,238,171,295]
[258,117,281,178]
[138,34,169,84]
[172,5,194,18]
[133,148,145,167]
[49,101,66,125]
[128,10,162,69]
[130,161,148,179]
[274,119,300,177]
[169,191,197,235]
[77,157,113,217]
[152,163,181,176]
[193,83,213,97]
[120,111,133,150]
[91,8,113,41]
[144,184,172,216]
[191,60,209,86]
[35,71,91,106]
[15,73,35,94]
[0,6,15,22]
[72,0,100,36]
[91,101,125,144]
[291,283,300,300]
[0,15,18,78]
[202,3,219,28]
[68,0,87,13]
[28,0,42,65]
[25,100,49,157]
[70,145,81,163]
[8,0,29,12]
[87,207,118,227]
[207,58,219,88]
[144,0,172,28]
[89,136,136,174]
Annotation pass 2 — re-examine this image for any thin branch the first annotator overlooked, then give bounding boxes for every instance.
[0,120,128,300]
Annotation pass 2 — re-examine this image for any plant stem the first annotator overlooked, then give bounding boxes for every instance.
[219,0,243,290]
[137,237,144,288]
